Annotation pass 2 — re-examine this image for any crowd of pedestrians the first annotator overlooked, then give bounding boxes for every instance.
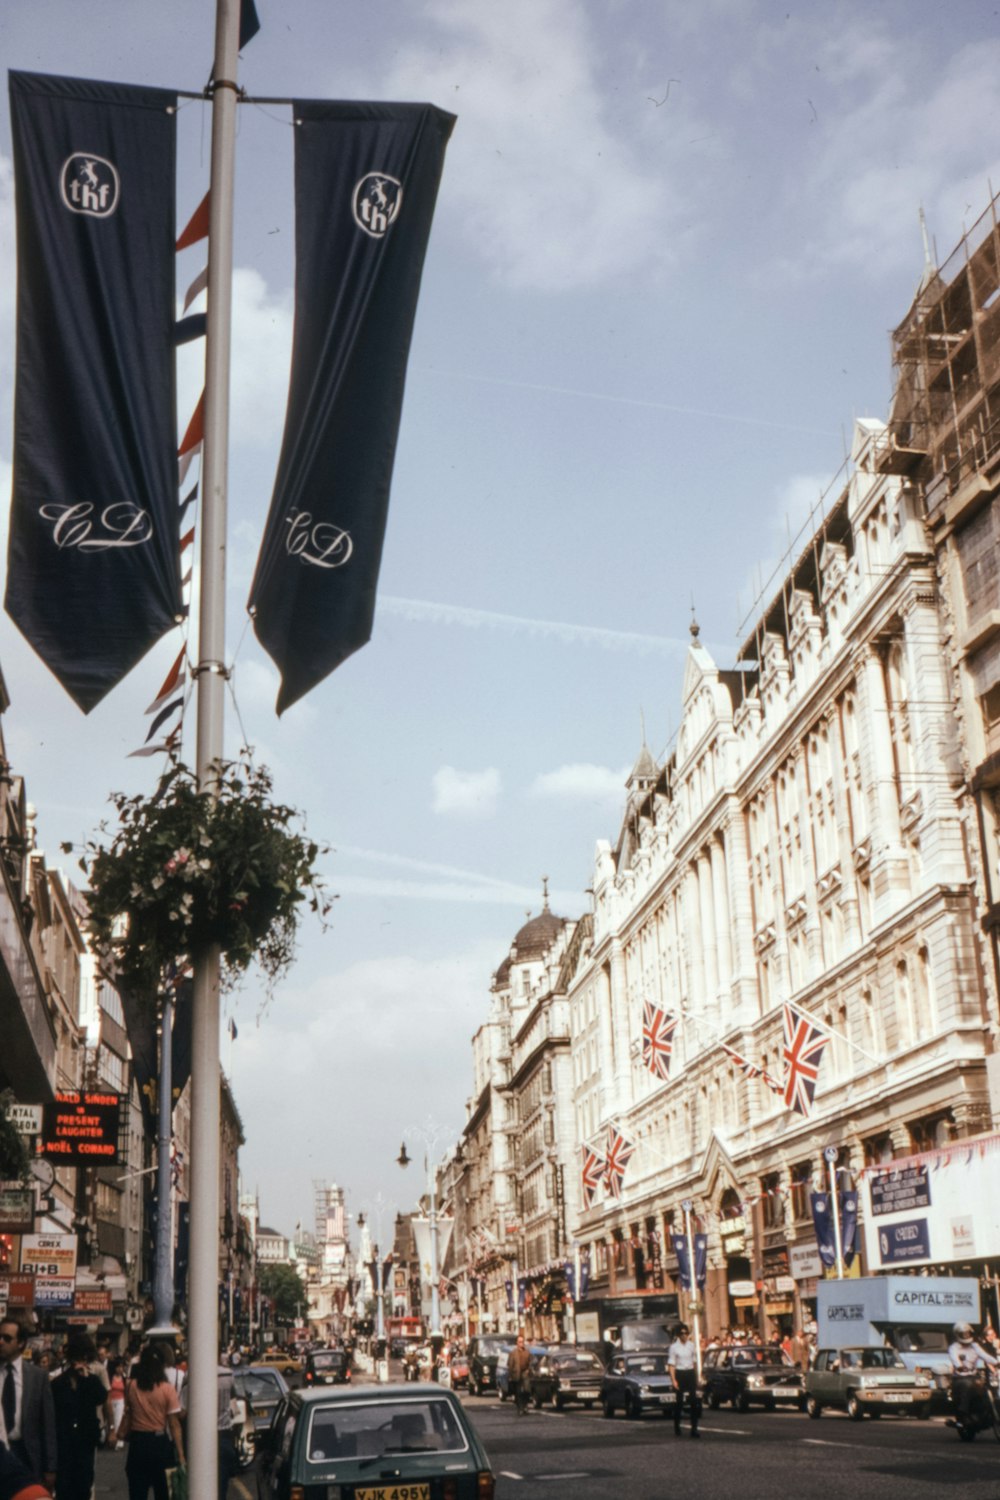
[0,1314,247,1500]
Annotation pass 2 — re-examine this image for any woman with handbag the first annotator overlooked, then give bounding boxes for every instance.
[115,1343,185,1500]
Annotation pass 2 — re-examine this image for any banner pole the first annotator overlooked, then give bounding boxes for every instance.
[188,2,240,1497]
[825,1148,845,1281]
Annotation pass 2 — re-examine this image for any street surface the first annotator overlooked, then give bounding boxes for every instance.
[90,1377,999,1500]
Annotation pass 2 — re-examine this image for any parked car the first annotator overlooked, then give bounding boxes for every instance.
[496,1343,547,1400]
[257,1348,302,1377]
[259,1383,495,1499]
[530,1349,605,1410]
[806,1346,932,1420]
[467,1336,512,1397]
[702,1345,806,1412]
[231,1364,289,1445]
[600,1352,676,1419]
[303,1348,351,1386]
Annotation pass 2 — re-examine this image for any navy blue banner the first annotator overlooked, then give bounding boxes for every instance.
[810,1191,837,1268]
[878,1217,930,1265]
[693,1233,708,1289]
[840,1191,859,1269]
[672,1233,692,1290]
[6,72,183,712]
[248,100,455,713]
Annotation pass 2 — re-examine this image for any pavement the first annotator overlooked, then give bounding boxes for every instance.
[93,1446,262,1500]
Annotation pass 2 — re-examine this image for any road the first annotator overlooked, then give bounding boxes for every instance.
[91,1382,999,1500]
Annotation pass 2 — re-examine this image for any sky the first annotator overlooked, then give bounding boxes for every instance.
[1,0,1000,1247]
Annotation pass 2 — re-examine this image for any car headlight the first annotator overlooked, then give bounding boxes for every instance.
[860,1376,876,1389]
[640,1384,653,1395]
[747,1376,765,1389]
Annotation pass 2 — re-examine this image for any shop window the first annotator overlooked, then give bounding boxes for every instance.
[908,1112,954,1153]
[790,1162,814,1220]
[761,1171,783,1229]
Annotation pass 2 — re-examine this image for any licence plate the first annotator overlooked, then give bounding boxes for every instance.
[355,1487,431,1500]
[881,1392,912,1402]
[772,1387,799,1397]
[577,1389,599,1399]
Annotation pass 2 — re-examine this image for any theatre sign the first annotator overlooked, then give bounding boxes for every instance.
[39,1091,121,1163]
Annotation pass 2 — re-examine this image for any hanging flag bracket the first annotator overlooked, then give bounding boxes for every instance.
[191,660,230,680]
[205,78,244,98]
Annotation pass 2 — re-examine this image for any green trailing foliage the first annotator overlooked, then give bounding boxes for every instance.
[67,750,332,1000]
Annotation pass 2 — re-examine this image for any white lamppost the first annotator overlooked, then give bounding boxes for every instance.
[824,1147,845,1280]
[681,1198,703,1382]
[398,1119,453,1341]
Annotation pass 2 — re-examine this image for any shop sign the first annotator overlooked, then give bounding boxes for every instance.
[34,1276,75,1309]
[0,1188,33,1234]
[733,1295,758,1308]
[951,1217,975,1257]
[728,1279,756,1297]
[720,1217,746,1254]
[789,1243,822,1280]
[766,1299,795,1315]
[870,1165,929,1219]
[6,1104,42,1136]
[877,1218,930,1265]
[775,1275,796,1294]
[2,1274,35,1307]
[74,1289,112,1314]
[20,1234,77,1278]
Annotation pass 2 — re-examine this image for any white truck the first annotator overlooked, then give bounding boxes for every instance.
[817,1275,980,1404]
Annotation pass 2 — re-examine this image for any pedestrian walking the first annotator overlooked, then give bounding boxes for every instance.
[108,1359,127,1448]
[50,1333,113,1500]
[0,1317,57,1491]
[116,1343,185,1500]
[667,1324,701,1438]
[507,1333,532,1416]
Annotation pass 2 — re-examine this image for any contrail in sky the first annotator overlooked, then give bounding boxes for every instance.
[418,367,839,438]
[377,596,687,656]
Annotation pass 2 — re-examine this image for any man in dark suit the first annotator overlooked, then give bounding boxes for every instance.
[0,1317,56,1491]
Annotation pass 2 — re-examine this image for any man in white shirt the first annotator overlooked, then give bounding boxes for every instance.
[667,1324,700,1438]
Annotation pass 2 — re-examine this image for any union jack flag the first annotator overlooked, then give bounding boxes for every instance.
[722,1042,784,1097]
[581,1142,606,1208]
[642,1001,678,1080]
[603,1125,635,1201]
[782,1003,829,1116]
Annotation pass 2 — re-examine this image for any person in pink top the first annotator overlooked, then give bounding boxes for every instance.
[116,1344,184,1500]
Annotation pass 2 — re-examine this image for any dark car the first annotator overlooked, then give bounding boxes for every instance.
[467,1336,512,1397]
[259,1382,495,1499]
[600,1352,677,1419]
[703,1345,806,1412]
[232,1364,289,1437]
[530,1349,605,1410]
[303,1348,351,1387]
[806,1346,932,1421]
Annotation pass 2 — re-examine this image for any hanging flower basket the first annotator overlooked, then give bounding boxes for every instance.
[68,751,331,998]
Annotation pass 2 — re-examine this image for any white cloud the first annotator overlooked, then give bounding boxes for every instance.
[369,0,705,291]
[431,765,501,818]
[529,762,630,807]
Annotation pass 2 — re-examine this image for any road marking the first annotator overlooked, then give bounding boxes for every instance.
[534,1474,592,1481]
[499,1471,524,1480]
[801,1439,870,1450]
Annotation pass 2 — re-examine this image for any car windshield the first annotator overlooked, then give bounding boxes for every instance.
[312,1353,345,1369]
[553,1353,602,1372]
[306,1398,469,1463]
[235,1371,284,1400]
[477,1339,509,1357]
[624,1356,670,1376]
[860,1349,906,1370]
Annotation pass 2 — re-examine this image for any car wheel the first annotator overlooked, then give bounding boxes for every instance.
[706,1387,721,1411]
[736,1390,751,1414]
[806,1395,822,1419]
[846,1392,864,1422]
[602,1397,615,1419]
[798,1396,808,1414]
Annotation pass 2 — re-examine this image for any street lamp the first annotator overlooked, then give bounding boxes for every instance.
[398,1119,452,1341]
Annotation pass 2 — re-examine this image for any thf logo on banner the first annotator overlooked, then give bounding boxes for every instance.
[61,153,120,217]
[352,173,402,237]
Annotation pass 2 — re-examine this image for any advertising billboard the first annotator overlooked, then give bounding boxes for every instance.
[860,1134,1000,1270]
[40,1091,121,1164]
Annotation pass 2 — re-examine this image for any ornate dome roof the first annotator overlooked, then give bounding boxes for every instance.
[512,881,565,960]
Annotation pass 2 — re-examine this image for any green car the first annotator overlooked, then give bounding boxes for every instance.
[260,1382,495,1499]
[806,1346,932,1421]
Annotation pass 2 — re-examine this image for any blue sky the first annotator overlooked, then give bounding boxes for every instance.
[2,0,999,1241]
